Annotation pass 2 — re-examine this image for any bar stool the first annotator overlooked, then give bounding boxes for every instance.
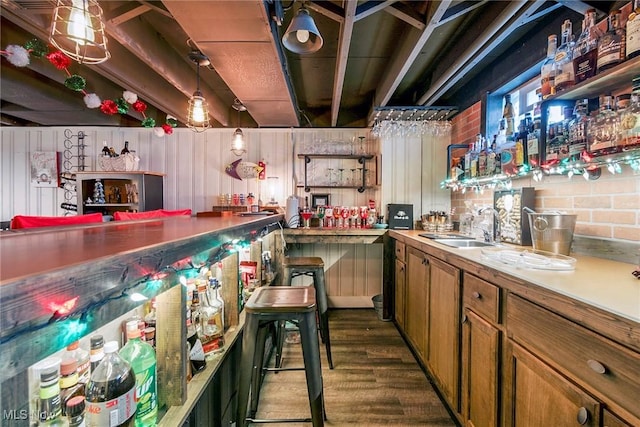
[280,256,333,369]
[237,286,325,427]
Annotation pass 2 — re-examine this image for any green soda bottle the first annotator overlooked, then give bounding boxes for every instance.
[119,320,158,426]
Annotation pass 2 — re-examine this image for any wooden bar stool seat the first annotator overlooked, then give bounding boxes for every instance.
[237,286,325,427]
[281,256,333,369]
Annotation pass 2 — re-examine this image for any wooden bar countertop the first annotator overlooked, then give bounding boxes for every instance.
[390,230,640,352]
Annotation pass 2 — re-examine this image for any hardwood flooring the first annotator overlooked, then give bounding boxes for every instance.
[250,309,457,426]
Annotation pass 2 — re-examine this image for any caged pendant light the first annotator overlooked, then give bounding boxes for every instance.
[186,50,211,133]
[231,99,247,156]
[49,0,110,64]
[282,3,323,54]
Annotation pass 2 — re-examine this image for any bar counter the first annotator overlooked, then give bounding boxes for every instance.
[0,213,283,418]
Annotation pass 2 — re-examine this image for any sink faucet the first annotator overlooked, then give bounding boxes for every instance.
[479,207,501,244]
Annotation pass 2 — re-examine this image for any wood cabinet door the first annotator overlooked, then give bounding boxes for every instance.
[603,409,635,427]
[427,257,461,412]
[405,246,430,363]
[394,258,406,329]
[504,341,600,427]
[461,310,500,427]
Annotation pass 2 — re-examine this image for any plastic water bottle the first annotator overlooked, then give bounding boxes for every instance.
[119,320,158,427]
[85,341,136,427]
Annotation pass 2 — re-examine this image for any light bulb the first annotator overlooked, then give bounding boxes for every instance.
[191,98,205,123]
[68,0,95,45]
[296,29,310,43]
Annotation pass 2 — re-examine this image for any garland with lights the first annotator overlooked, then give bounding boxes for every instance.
[1,38,177,136]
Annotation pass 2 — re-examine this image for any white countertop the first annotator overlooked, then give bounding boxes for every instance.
[392,230,640,324]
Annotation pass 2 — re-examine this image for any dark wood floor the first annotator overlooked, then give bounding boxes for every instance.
[250,309,457,426]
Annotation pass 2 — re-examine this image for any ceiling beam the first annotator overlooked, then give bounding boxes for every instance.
[106,3,151,26]
[331,0,357,126]
[355,0,399,22]
[370,0,452,122]
[105,18,229,126]
[307,1,344,23]
[436,0,487,27]
[554,0,602,15]
[418,0,544,105]
[384,2,425,30]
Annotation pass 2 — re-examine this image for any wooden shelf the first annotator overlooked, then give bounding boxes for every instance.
[547,56,640,101]
[297,154,374,159]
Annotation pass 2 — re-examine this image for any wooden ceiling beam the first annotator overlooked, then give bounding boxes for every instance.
[307,1,345,23]
[436,0,487,27]
[369,0,452,122]
[106,3,151,26]
[355,0,399,22]
[418,0,544,105]
[384,2,425,30]
[331,0,357,126]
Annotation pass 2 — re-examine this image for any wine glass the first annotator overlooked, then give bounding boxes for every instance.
[334,206,342,228]
[316,206,325,228]
[341,206,350,228]
[301,208,313,229]
[324,206,333,228]
[350,206,359,228]
[360,206,369,228]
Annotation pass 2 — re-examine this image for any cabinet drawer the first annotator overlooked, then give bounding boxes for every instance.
[463,273,500,324]
[507,294,640,420]
[395,241,405,262]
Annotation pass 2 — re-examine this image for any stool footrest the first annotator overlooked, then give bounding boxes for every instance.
[247,417,313,424]
[264,366,305,372]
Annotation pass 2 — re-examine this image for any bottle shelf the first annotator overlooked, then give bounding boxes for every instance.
[546,56,640,102]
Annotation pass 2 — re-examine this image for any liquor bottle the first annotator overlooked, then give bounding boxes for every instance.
[628,0,640,59]
[527,118,540,168]
[478,136,487,177]
[85,341,136,427]
[621,77,640,149]
[597,10,625,73]
[515,119,527,167]
[120,320,158,427]
[38,360,63,425]
[463,141,473,179]
[568,99,589,162]
[89,335,104,374]
[541,35,557,99]
[587,95,616,156]
[121,141,130,155]
[554,19,575,92]
[469,135,480,178]
[65,340,90,383]
[59,358,85,416]
[486,135,497,176]
[101,141,111,158]
[573,9,599,83]
[502,95,515,140]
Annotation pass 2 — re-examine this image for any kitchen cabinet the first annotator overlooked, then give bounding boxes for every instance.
[426,256,461,413]
[76,171,164,215]
[504,340,600,427]
[404,246,430,363]
[394,241,406,329]
[297,154,376,193]
[461,273,502,427]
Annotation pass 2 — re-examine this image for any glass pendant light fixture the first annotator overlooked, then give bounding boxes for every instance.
[282,3,323,54]
[49,0,110,64]
[231,98,247,156]
[186,50,211,133]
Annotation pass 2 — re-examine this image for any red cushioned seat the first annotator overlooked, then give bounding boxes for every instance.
[10,213,104,229]
[113,209,191,221]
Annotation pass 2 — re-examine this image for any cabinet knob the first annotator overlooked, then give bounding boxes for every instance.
[576,407,589,425]
[422,257,429,265]
[472,291,482,299]
[461,314,468,323]
[586,359,606,374]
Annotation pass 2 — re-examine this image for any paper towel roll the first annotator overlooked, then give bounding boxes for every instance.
[285,195,299,228]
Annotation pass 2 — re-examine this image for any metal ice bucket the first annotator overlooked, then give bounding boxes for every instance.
[527,212,577,255]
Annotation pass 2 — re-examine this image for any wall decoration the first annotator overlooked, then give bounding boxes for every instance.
[225,159,264,181]
[311,194,329,208]
[30,151,60,187]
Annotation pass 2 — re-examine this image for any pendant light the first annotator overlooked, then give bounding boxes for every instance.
[49,0,110,64]
[231,99,247,156]
[186,50,211,133]
[282,3,323,54]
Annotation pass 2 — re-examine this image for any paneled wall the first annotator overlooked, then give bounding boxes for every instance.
[0,126,390,307]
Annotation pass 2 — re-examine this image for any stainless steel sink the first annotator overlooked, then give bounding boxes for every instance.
[419,233,475,240]
[434,239,495,248]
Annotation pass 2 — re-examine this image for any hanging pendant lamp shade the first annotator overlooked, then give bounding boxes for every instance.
[49,0,110,64]
[186,51,210,133]
[231,99,246,155]
[282,5,323,54]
